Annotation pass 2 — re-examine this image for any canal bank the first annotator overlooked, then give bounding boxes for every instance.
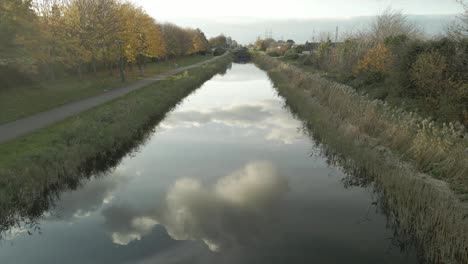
[0,63,420,264]
[252,53,468,263]
[0,54,233,233]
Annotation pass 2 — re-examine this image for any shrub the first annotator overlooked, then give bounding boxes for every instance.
[354,42,393,83]
[0,65,34,89]
[332,39,366,78]
[266,50,280,57]
[409,51,448,107]
[283,49,299,60]
[293,44,305,54]
[298,54,316,66]
[213,48,226,56]
[384,34,409,46]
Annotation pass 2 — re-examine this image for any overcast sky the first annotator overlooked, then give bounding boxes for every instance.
[133,0,461,43]
[136,0,461,20]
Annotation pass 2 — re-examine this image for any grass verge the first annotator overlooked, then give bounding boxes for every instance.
[253,53,468,263]
[0,55,213,124]
[0,54,232,235]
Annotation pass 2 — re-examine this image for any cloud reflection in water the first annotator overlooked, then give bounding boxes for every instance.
[49,171,131,221]
[103,161,288,251]
[160,100,302,144]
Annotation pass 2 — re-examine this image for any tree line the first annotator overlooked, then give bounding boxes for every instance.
[254,5,468,127]
[0,0,230,84]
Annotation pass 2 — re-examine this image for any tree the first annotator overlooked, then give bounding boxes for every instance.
[1,0,210,84]
[0,0,37,65]
[409,51,448,104]
[231,40,238,49]
[372,8,420,41]
[254,38,275,51]
[354,42,393,81]
[118,4,165,75]
[190,29,209,54]
[62,0,96,78]
[161,23,187,58]
[31,0,68,80]
[448,0,468,41]
[209,35,228,48]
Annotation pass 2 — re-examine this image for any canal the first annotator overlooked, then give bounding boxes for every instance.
[1,63,419,263]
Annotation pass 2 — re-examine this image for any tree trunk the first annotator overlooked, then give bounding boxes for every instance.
[47,47,55,81]
[47,62,55,81]
[137,54,145,76]
[77,63,82,79]
[109,62,113,76]
[119,56,126,82]
[92,56,97,74]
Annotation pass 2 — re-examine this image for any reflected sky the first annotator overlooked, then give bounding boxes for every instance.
[0,64,419,264]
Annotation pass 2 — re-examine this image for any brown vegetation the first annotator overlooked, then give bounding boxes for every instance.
[255,7,468,127]
[253,53,468,263]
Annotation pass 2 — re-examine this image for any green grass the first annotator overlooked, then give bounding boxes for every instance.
[0,54,232,235]
[0,55,212,124]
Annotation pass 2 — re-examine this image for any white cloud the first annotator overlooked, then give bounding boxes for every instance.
[112,217,158,246]
[160,100,303,144]
[102,161,289,250]
[161,161,289,251]
[49,171,131,221]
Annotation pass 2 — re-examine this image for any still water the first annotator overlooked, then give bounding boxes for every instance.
[1,64,419,263]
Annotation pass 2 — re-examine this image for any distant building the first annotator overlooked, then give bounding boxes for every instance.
[304,41,320,52]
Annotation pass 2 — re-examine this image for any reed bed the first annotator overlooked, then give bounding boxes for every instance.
[254,53,468,264]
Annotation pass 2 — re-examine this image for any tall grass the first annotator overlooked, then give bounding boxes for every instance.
[256,54,468,192]
[0,55,233,237]
[254,53,468,263]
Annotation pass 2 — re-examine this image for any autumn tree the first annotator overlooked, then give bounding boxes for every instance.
[254,38,264,50]
[190,29,209,54]
[209,35,228,48]
[31,0,68,80]
[1,0,211,83]
[161,23,186,58]
[354,42,393,81]
[258,38,276,51]
[0,0,37,68]
[118,4,166,75]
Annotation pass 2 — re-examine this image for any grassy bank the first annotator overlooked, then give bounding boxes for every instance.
[0,54,232,235]
[253,53,468,263]
[0,55,212,124]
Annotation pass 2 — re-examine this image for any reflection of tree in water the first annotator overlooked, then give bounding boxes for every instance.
[2,64,240,244]
[0,63,235,240]
[0,133,141,240]
[215,62,232,77]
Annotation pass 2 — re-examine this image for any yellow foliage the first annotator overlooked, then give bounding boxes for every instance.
[354,42,393,76]
[191,30,209,54]
[2,0,212,79]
